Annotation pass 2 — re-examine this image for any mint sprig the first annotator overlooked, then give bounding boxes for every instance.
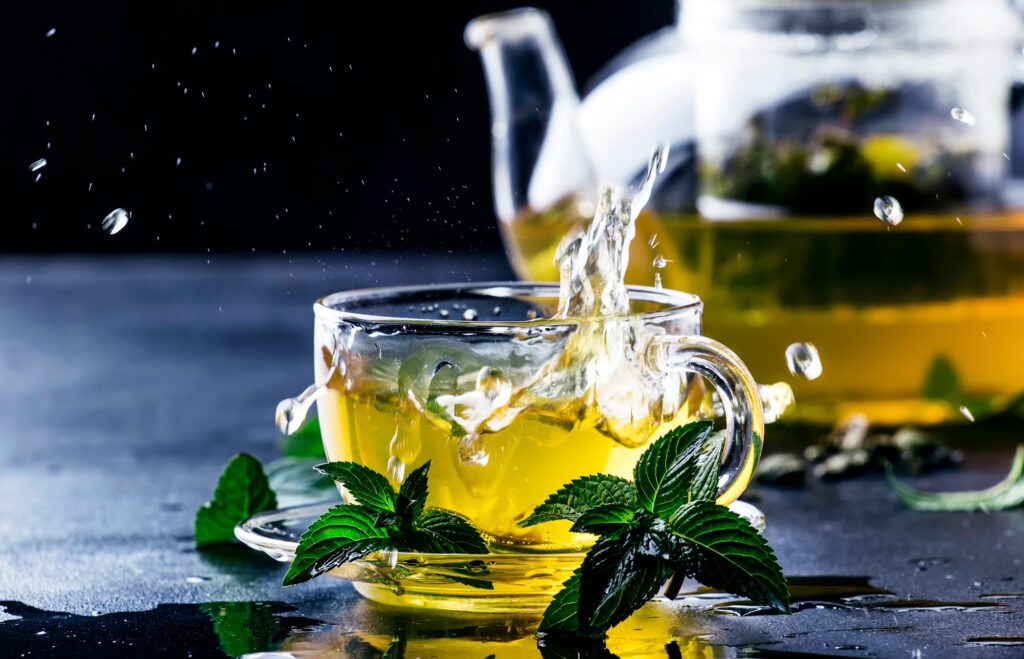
[522,420,789,637]
[889,445,1024,511]
[195,453,278,549]
[283,460,488,586]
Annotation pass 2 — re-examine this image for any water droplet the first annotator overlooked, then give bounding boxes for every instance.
[873,196,904,226]
[759,382,796,423]
[176,157,182,166]
[648,233,659,249]
[526,310,538,320]
[492,306,501,315]
[462,308,478,321]
[29,158,47,172]
[951,107,976,126]
[785,342,822,380]
[458,433,489,466]
[101,208,129,235]
[191,46,197,55]
[45,28,56,38]
[439,309,449,318]
[956,216,963,226]
[387,456,406,482]
[275,383,324,434]
[896,162,907,173]
[654,273,662,289]
[35,630,46,636]
[185,576,210,584]
[653,255,668,269]
[960,405,975,422]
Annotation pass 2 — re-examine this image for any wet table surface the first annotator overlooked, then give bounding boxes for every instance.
[0,252,1022,658]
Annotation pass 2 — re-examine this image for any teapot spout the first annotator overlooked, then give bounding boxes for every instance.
[466,8,594,223]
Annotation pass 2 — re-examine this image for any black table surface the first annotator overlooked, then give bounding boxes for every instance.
[1,252,1022,658]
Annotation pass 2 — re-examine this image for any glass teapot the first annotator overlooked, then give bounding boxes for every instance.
[466,0,1024,425]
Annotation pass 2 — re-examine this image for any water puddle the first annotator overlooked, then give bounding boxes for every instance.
[965,636,1024,646]
[0,600,321,657]
[0,579,1015,657]
[676,576,1011,616]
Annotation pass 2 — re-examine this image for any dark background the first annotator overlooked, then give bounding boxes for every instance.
[2,2,675,254]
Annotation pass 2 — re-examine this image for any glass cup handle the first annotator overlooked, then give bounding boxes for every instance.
[647,334,764,505]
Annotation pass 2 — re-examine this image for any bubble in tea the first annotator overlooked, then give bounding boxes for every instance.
[785,342,822,380]
[873,196,904,226]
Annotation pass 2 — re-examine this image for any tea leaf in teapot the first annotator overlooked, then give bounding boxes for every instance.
[195,453,278,549]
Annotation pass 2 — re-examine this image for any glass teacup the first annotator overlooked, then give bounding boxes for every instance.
[313,282,763,551]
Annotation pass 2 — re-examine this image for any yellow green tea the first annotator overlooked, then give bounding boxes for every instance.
[503,201,1024,424]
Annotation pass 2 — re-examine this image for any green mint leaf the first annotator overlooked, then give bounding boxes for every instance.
[888,445,1024,511]
[315,461,397,512]
[578,534,673,633]
[633,420,713,518]
[397,460,430,520]
[688,433,726,503]
[278,415,327,459]
[424,398,467,438]
[537,570,581,635]
[374,512,402,528]
[519,475,637,527]
[381,634,406,659]
[195,453,278,549]
[443,574,495,591]
[266,458,338,503]
[668,501,790,614]
[200,602,315,657]
[409,508,488,554]
[283,504,391,586]
[569,504,636,536]
[921,355,960,401]
[537,636,619,659]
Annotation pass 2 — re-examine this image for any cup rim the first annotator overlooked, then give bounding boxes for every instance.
[314,281,702,328]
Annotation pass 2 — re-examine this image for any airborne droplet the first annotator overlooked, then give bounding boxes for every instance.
[873,196,904,226]
[950,107,977,126]
[462,308,478,321]
[29,158,47,172]
[101,208,129,235]
[785,342,822,380]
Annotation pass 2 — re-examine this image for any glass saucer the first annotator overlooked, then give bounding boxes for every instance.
[235,500,765,614]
